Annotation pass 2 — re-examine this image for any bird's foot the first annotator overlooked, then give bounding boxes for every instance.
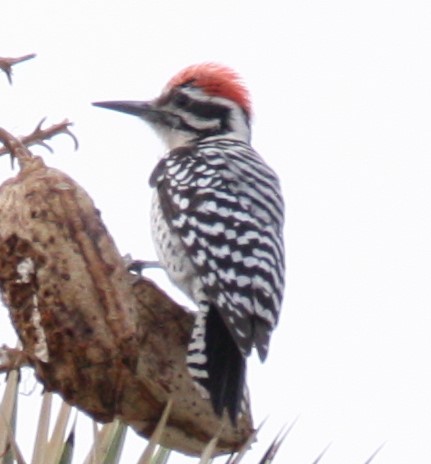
[123,254,161,275]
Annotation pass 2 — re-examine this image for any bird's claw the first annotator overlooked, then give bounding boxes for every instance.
[123,254,161,275]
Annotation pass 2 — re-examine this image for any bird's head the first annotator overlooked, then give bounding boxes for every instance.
[93,63,252,150]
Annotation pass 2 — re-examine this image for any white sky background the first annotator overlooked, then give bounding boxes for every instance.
[1,0,431,462]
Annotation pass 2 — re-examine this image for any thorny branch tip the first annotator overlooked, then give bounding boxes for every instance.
[0,53,36,84]
[0,119,78,167]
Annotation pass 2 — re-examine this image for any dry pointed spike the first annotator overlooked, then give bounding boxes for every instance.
[151,446,171,464]
[0,369,19,459]
[228,418,267,464]
[35,116,47,132]
[45,400,72,464]
[227,428,259,464]
[0,413,27,464]
[137,399,173,464]
[3,67,12,85]
[86,421,126,464]
[199,435,219,463]
[31,392,52,464]
[64,124,79,150]
[60,420,76,464]
[311,443,332,464]
[257,417,299,464]
[363,443,386,464]
[0,370,27,464]
[224,453,235,464]
[0,53,36,84]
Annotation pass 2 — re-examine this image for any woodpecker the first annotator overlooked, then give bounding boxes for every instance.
[93,64,285,423]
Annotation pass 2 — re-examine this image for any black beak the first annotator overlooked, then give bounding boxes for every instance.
[92,100,153,117]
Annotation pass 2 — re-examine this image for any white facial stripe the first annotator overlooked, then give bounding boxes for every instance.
[154,86,251,149]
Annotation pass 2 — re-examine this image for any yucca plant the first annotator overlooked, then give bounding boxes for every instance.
[0,370,290,464]
[0,369,385,464]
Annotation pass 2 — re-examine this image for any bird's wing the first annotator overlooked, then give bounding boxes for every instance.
[150,142,284,359]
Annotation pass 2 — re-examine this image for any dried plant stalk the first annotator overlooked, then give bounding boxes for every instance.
[0,128,253,456]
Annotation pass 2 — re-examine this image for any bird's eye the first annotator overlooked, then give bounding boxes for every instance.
[173,92,189,108]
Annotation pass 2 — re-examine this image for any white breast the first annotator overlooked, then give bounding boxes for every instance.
[150,191,203,301]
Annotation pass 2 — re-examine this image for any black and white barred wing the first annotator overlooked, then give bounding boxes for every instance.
[151,142,285,361]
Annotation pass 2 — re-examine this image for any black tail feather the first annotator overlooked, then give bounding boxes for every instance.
[201,305,246,424]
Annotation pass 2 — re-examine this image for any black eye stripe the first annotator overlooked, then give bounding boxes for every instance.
[172,92,190,108]
[170,88,229,120]
[190,101,229,120]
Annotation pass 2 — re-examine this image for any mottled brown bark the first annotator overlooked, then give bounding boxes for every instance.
[0,128,253,456]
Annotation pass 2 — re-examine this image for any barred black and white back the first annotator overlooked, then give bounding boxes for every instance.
[93,63,285,424]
